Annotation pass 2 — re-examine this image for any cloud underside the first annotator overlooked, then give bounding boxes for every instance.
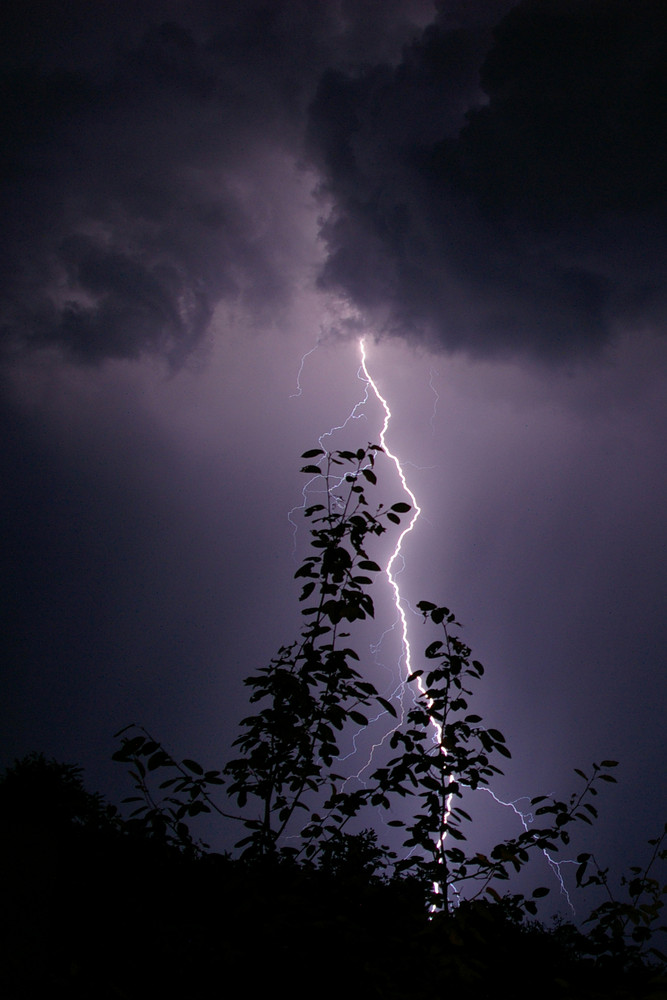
[308,0,667,359]
[2,0,667,366]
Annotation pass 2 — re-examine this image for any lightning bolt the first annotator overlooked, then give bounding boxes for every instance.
[359,343,579,914]
[359,338,455,911]
[289,335,427,773]
[290,334,577,915]
[358,338,421,691]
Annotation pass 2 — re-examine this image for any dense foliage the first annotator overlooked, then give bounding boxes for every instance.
[3,446,666,997]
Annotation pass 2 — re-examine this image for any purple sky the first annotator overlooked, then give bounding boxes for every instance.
[2,0,667,914]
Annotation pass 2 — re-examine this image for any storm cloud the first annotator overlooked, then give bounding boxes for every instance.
[0,0,436,366]
[4,1,667,368]
[308,0,667,359]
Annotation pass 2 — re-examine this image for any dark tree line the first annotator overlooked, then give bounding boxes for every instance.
[2,445,666,998]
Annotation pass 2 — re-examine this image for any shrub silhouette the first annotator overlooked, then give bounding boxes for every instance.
[112,443,666,960]
[4,446,665,997]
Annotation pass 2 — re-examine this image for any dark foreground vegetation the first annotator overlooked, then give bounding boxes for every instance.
[3,446,666,998]
[2,752,666,999]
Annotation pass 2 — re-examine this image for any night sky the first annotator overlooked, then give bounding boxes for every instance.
[3,0,667,914]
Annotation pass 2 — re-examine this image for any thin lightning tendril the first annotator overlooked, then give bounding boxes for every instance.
[287,353,371,553]
[480,788,577,914]
[428,364,441,436]
[289,340,321,398]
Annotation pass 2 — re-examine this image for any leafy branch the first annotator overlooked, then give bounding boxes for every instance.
[576,823,667,965]
[371,602,619,914]
[223,444,408,858]
[111,724,232,854]
[109,440,663,944]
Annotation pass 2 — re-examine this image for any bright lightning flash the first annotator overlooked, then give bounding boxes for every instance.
[359,338,421,689]
[360,341,578,914]
[359,338,456,910]
[292,335,577,915]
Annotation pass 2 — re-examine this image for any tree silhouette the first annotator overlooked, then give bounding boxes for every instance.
[3,447,667,996]
[113,443,659,931]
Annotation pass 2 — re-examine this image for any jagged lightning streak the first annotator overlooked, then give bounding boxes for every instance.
[289,336,422,684]
[357,340,577,914]
[292,335,576,914]
[358,338,421,688]
[360,338,454,910]
[289,335,427,756]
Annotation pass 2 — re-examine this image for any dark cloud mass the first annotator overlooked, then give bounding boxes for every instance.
[308,0,667,359]
[0,0,435,366]
[4,0,667,366]
[0,4,304,364]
